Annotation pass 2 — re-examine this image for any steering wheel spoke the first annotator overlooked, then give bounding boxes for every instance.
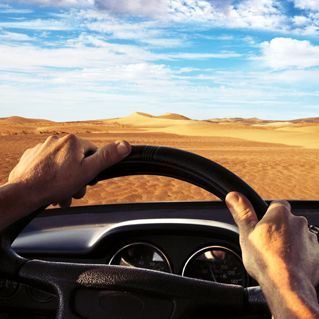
[19,259,247,318]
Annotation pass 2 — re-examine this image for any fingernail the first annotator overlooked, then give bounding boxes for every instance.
[226,192,240,206]
[116,141,130,156]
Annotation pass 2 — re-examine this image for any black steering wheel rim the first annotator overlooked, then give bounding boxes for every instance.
[92,145,268,219]
[0,145,270,318]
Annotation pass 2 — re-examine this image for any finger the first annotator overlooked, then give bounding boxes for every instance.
[268,200,291,213]
[60,135,97,157]
[82,140,131,182]
[73,186,87,199]
[38,136,59,152]
[225,192,258,235]
[43,135,59,145]
[80,139,97,156]
[58,198,72,208]
[266,200,292,223]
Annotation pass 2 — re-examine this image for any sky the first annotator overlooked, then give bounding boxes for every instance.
[0,0,319,121]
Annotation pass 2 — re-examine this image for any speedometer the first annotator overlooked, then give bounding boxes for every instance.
[182,246,247,286]
[109,242,172,273]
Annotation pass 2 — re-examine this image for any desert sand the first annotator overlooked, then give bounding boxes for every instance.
[0,113,318,207]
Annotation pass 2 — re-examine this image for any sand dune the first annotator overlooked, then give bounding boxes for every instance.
[157,113,191,120]
[107,112,192,128]
[292,117,319,123]
[0,116,53,125]
[106,113,318,150]
[0,113,318,205]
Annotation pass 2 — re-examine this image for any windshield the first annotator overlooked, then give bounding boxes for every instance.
[0,1,318,203]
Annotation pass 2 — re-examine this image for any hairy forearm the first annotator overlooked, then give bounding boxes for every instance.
[259,267,319,319]
[0,182,42,231]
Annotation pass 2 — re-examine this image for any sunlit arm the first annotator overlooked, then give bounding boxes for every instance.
[259,266,319,319]
[0,135,131,232]
[0,182,39,231]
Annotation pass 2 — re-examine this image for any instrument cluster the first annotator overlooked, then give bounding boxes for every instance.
[109,242,247,286]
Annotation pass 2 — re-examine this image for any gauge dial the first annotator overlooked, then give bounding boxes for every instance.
[109,242,172,273]
[182,246,247,286]
[0,278,19,298]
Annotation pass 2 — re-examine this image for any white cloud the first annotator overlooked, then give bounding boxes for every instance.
[0,31,34,41]
[166,52,241,59]
[0,41,155,72]
[0,31,239,75]
[95,0,168,17]
[0,19,70,31]
[0,8,33,13]
[169,0,217,21]
[261,69,319,84]
[4,0,319,35]
[292,15,310,26]
[231,0,288,29]
[88,19,163,43]
[168,0,288,31]
[8,0,94,7]
[76,11,185,48]
[260,37,319,69]
[7,0,168,16]
[293,0,319,11]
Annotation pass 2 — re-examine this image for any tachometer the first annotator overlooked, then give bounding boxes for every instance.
[182,246,247,286]
[109,242,172,273]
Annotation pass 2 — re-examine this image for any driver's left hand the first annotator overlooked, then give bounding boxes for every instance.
[8,134,131,209]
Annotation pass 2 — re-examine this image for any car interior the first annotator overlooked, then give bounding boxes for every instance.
[1,145,319,318]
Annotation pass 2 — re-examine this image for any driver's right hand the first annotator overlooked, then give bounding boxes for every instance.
[226,192,319,319]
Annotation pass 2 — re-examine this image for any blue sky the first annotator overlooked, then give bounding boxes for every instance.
[0,0,319,121]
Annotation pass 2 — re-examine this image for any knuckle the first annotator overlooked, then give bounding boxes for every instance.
[64,133,77,142]
[271,200,290,209]
[62,133,79,148]
[101,143,118,163]
[47,135,59,142]
[238,207,253,221]
[278,206,290,216]
[236,207,255,227]
[269,201,291,216]
[101,147,113,163]
[44,135,59,145]
[295,216,308,226]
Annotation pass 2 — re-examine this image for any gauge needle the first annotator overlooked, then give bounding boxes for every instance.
[120,257,134,268]
[208,263,217,282]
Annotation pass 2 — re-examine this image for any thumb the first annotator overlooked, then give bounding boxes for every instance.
[225,192,258,236]
[83,141,131,182]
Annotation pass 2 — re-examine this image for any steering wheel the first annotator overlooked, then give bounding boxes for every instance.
[0,145,270,318]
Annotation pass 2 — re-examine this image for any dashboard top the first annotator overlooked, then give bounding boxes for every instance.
[13,200,319,255]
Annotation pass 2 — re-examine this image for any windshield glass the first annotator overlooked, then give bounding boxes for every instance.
[0,1,318,203]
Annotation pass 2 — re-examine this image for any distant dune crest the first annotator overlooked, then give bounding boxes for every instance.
[130,112,154,118]
[0,112,318,149]
[0,116,53,125]
[1,112,318,124]
[157,113,191,120]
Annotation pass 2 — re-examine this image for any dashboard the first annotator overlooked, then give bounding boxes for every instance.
[1,200,319,318]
